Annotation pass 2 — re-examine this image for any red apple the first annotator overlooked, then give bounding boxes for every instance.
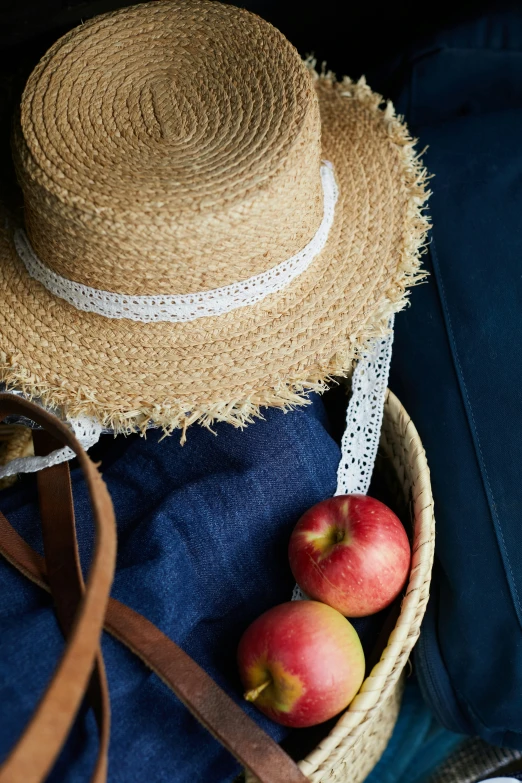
[289,494,410,617]
[237,600,365,727]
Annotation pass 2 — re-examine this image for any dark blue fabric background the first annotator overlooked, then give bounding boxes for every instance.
[0,397,381,782]
[389,13,522,748]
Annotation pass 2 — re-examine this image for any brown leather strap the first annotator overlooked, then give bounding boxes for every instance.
[105,600,308,783]
[36,464,309,783]
[0,520,309,783]
[0,394,117,783]
[33,431,110,783]
[0,397,309,783]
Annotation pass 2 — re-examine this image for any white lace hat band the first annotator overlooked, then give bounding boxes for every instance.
[14,164,338,323]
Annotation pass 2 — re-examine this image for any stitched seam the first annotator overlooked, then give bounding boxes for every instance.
[431,239,522,627]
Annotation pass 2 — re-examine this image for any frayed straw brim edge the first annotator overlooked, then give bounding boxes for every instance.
[0,73,430,444]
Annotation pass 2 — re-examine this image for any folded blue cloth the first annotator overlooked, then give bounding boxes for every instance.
[0,396,354,782]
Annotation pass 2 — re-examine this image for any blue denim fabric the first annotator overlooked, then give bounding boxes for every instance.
[0,396,384,782]
[388,12,522,749]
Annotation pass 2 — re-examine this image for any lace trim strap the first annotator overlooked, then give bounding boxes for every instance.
[335,316,394,496]
[292,318,394,601]
[0,412,102,480]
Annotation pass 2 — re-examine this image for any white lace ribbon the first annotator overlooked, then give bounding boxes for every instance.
[335,316,394,496]
[0,411,102,479]
[292,317,394,601]
[14,163,338,324]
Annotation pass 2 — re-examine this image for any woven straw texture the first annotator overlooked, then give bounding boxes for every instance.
[247,390,435,783]
[0,0,429,438]
[0,425,33,490]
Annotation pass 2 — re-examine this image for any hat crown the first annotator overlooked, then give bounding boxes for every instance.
[14,0,323,296]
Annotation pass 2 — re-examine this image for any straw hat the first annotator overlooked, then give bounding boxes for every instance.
[0,0,428,439]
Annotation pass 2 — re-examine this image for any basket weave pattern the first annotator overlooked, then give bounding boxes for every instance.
[247,390,435,782]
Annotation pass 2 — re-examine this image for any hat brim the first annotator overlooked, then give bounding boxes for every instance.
[0,74,429,437]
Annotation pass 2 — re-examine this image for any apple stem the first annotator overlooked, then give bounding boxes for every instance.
[244,679,271,703]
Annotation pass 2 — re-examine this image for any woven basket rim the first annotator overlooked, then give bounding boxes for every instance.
[297,389,435,780]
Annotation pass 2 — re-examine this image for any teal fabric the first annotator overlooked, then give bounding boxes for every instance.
[365,680,464,783]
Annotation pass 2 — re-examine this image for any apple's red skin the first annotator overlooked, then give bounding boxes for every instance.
[289,494,411,617]
[238,601,365,727]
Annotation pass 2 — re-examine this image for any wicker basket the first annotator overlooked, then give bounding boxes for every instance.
[247,389,435,783]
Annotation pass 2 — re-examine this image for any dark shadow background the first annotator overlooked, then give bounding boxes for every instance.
[0,0,517,204]
[0,0,509,82]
